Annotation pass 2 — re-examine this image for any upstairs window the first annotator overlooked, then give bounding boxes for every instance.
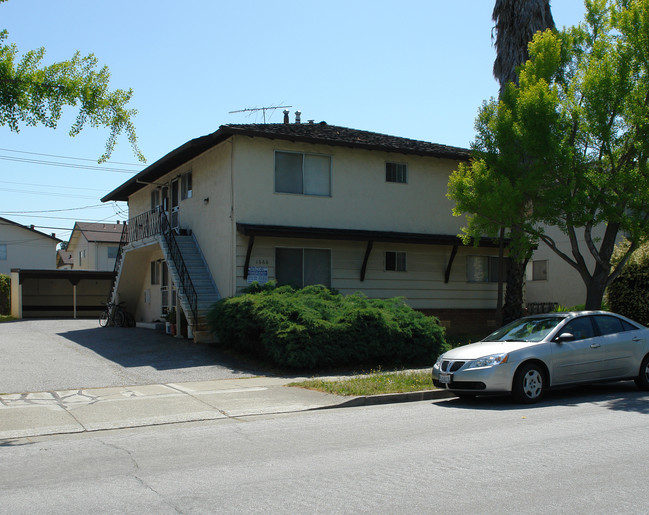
[386,162,407,183]
[0,244,6,260]
[107,246,118,259]
[275,151,331,196]
[181,171,193,200]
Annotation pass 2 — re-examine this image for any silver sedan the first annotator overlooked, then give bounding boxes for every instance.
[432,311,649,403]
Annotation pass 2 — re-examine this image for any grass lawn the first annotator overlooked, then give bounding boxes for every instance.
[0,315,15,323]
[291,369,435,396]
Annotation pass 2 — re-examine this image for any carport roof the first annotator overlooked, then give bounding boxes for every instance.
[12,269,114,284]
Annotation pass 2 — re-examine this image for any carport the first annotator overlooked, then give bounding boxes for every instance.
[11,269,114,319]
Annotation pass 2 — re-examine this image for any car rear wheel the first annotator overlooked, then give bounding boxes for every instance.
[512,363,545,403]
[634,355,649,391]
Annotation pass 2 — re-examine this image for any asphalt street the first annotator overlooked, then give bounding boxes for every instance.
[2,384,649,514]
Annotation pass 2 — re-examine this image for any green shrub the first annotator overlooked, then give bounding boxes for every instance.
[606,240,649,325]
[207,284,447,370]
[0,274,9,315]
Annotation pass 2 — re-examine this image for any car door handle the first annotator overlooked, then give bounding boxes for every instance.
[590,343,601,349]
[633,337,642,342]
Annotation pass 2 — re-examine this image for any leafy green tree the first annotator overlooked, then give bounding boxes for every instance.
[0,0,143,162]
[448,0,649,311]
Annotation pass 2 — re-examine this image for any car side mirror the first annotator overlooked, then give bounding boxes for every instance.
[555,332,575,343]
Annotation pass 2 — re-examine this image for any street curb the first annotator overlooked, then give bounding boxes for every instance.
[319,388,455,409]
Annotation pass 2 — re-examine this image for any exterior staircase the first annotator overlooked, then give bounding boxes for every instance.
[160,234,221,342]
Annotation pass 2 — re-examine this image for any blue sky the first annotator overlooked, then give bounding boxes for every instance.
[0,0,587,243]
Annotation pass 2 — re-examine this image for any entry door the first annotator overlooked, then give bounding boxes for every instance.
[171,179,180,230]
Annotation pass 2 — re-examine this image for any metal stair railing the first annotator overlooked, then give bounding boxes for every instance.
[159,213,199,330]
[107,222,129,303]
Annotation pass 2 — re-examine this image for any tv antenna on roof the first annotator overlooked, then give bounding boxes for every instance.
[229,104,292,123]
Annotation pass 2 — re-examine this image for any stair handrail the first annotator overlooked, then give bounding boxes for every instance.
[159,213,198,329]
[107,222,129,303]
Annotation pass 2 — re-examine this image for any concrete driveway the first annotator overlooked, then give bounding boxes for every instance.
[0,319,257,394]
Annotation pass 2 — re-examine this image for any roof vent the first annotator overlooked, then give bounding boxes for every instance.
[295,110,301,124]
[283,109,290,124]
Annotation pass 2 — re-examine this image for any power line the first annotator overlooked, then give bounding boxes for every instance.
[0,147,143,167]
[0,180,107,192]
[0,203,111,214]
[0,154,138,173]
[0,187,98,199]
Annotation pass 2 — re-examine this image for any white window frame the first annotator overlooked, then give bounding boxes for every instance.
[385,251,407,272]
[386,162,407,184]
[274,150,332,197]
[526,260,548,281]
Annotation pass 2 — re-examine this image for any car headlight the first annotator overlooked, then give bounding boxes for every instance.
[466,353,509,369]
[434,355,444,368]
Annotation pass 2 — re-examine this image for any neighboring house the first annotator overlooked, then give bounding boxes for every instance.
[0,216,61,275]
[525,224,620,310]
[66,221,125,271]
[56,249,74,269]
[101,118,505,341]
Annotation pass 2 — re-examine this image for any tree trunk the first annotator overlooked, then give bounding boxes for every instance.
[584,267,609,310]
[502,258,526,324]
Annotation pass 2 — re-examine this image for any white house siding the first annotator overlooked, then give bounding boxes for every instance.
[0,222,57,275]
[235,235,499,310]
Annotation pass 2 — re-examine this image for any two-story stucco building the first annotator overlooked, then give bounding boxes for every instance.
[66,222,125,271]
[102,119,505,341]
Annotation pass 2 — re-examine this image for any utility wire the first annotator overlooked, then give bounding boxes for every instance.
[0,154,138,173]
[0,147,143,167]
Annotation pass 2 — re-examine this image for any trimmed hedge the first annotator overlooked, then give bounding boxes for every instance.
[607,240,649,326]
[0,274,9,315]
[207,283,447,370]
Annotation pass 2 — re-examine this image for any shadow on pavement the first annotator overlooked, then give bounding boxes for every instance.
[58,326,261,374]
[433,381,649,414]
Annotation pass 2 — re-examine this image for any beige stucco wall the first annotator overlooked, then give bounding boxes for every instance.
[230,136,463,235]
[525,224,617,308]
[127,140,234,299]
[0,224,57,275]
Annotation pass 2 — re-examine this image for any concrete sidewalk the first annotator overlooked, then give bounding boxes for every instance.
[0,376,451,440]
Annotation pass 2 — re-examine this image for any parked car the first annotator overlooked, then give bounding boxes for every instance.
[432,311,649,403]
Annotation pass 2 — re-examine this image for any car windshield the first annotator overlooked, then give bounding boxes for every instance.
[483,316,567,343]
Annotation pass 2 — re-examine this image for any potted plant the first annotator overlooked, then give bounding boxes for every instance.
[164,308,177,335]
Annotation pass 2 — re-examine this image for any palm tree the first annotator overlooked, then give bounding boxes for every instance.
[491,0,555,324]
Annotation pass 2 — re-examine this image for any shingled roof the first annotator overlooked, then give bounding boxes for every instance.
[71,222,125,243]
[102,122,470,202]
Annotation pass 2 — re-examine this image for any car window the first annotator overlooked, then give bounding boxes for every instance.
[593,315,625,336]
[560,317,595,341]
[621,319,640,331]
[484,316,566,342]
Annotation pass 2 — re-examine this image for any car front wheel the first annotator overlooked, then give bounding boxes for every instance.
[635,355,649,391]
[513,363,545,403]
